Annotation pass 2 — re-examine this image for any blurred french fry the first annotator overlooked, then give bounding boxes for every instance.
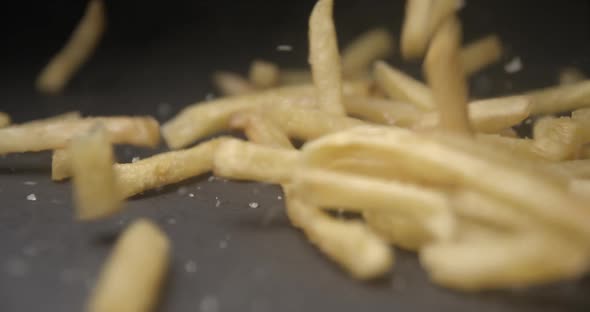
[527,80,590,115]
[400,0,432,59]
[533,117,582,161]
[474,134,547,161]
[116,137,227,198]
[461,35,502,76]
[213,139,300,184]
[559,67,586,86]
[570,179,590,200]
[87,219,169,312]
[70,126,121,220]
[213,71,256,96]
[547,160,590,179]
[342,28,394,78]
[420,234,589,291]
[308,0,345,115]
[249,60,280,89]
[229,112,294,149]
[424,17,471,134]
[261,102,368,141]
[374,61,435,110]
[284,192,393,280]
[344,96,423,126]
[572,108,590,141]
[414,96,530,133]
[20,111,82,127]
[36,0,105,94]
[51,149,71,181]
[364,212,432,251]
[0,116,159,154]
[0,112,11,128]
[294,168,454,240]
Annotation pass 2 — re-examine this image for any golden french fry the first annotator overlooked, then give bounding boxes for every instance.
[364,212,432,251]
[36,0,105,94]
[284,190,393,280]
[308,0,345,115]
[70,126,121,220]
[424,17,471,134]
[420,234,589,291]
[569,179,590,199]
[0,112,11,128]
[342,28,394,78]
[213,139,300,184]
[213,71,256,96]
[474,134,547,161]
[294,169,454,240]
[461,35,502,76]
[374,61,435,110]
[249,60,280,89]
[414,96,530,133]
[527,80,590,115]
[0,116,159,154]
[427,0,459,34]
[229,112,294,149]
[20,111,82,127]
[344,96,423,126]
[400,0,432,59]
[51,149,71,181]
[116,137,227,198]
[87,219,169,312]
[533,117,582,161]
[559,67,586,86]
[547,160,590,179]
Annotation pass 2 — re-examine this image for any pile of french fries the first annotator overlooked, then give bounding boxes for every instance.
[6,0,590,310]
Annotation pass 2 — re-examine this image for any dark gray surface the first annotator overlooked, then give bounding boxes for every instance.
[1,1,590,311]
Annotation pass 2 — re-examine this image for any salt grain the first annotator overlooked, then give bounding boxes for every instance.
[167,218,177,225]
[185,260,198,273]
[276,45,293,52]
[277,195,283,200]
[188,193,195,198]
[504,57,523,74]
[200,295,219,312]
[208,176,216,182]
[205,93,216,101]
[131,156,141,163]
[157,102,172,118]
[215,198,221,207]
[177,187,188,195]
[26,193,37,201]
[249,202,259,209]
[23,181,37,186]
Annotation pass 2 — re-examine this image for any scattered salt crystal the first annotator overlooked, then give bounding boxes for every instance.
[208,176,216,182]
[157,102,172,118]
[197,186,202,190]
[215,199,221,207]
[177,187,188,195]
[167,218,177,225]
[188,193,195,198]
[504,57,523,74]
[277,195,283,200]
[131,156,141,163]
[276,45,293,52]
[4,258,28,277]
[219,240,228,249]
[26,193,36,201]
[205,93,216,101]
[200,295,219,312]
[23,181,37,186]
[185,260,198,273]
[249,202,259,209]
[524,118,533,125]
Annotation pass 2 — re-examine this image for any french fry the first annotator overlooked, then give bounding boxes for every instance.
[533,117,582,161]
[547,160,590,179]
[342,28,394,78]
[374,61,435,110]
[527,80,590,115]
[461,35,502,76]
[308,0,345,115]
[70,126,121,220]
[229,112,294,149]
[414,96,530,133]
[474,134,547,161]
[213,139,300,184]
[213,71,256,96]
[283,190,393,279]
[344,96,423,126]
[559,67,586,86]
[420,234,589,291]
[116,137,227,198]
[87,219,169,312]
[249,60,280,89]
[36,0,106,94]
[0,116,159,154]
[364,212,432,251]
[0,112,11,128]
[400,0,433,59]
[572,108,590,141]
[20,111,82,126]
[424,17,471,134]
[51,149,71,181]
[294,169,454,240]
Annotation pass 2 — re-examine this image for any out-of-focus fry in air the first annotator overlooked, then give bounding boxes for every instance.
[230,112,294,149]
[344,96,423,126]
[0,112,11,128]
[427,0,459,36]
[420,234,589,291]
[308,0,345,115]
[342,28,394,78]
[527,80,590,115]
[70,126,121,220]
[424,17,471,134]
[374,61,435,110]
[400,0,432,59]
[0,116,159,155]
[364,212,433,251]
[461,35,502,76]
[249,60,280,89]
[87,219,169,312]
[36,0,106,94]
[116,137,227,199]
[559,67,586,86]
[213,139,300,184]
[213,71,256,96]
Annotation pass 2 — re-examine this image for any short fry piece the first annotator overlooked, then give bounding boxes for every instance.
[364,212,432,251]
[533,117,582,161]
[308,0,345,115]
[342,28,394,78]
[424,17,471,134]
[0,112,11,128]
[70,126,120,220]
[249,60,280,89]
[87,219,169,312]
[213,139,300,184]
[374,61,435,110]
[229,112,294,149]
[461,35,502,76]
[36,0,106,94]
[213,71,256,96]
